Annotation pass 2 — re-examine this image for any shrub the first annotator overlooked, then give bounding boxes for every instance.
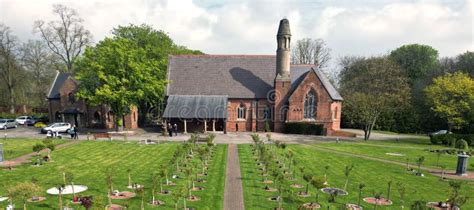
[32,143,45,153]
[446,135,457,147]
[42,139,53,145]
[282,123,324,135]
[455,139,469,150]
[430,135,443,145]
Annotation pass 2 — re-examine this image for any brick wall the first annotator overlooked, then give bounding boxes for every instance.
[225,99,271,132]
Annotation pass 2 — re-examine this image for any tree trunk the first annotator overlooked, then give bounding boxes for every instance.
[8,86,14,114]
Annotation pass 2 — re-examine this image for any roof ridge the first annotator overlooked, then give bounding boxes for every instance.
[170,54,275,57]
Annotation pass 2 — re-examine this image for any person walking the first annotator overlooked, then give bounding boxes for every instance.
[173,124,178,136]
[168,123,173,137]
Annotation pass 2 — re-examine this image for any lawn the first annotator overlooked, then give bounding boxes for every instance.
[0,138,66,160]
[313,139,462,170]
[239,143,474,209]
[0,140,227,209]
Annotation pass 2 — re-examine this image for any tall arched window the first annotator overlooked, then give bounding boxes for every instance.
[304,91,317,119]
[237,103,246,119]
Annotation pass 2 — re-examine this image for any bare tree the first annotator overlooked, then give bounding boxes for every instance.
[34,4,92,72]
[21,40,58,106]
[291,38,331,69]
[0,24,23,113]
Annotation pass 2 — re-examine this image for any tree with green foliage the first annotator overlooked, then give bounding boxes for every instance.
[425,72,474,131]
[76,37,166,131]
[416,156,425,173]
[447,181,468,208]
[339,57,410,140]
[32,143,45,154]
[343,164,354,190]
[357,183,365,206]
[397,182,406,209]
[7,182,42,210]
[390,44,438,83]
[109,24,202,125]
[456,51,474,77]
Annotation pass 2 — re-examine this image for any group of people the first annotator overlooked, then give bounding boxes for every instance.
[164,123,178,137]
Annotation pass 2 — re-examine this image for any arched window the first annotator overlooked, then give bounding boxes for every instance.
[304,91,317,119]
[68,92,76,103]
[94,111,102,123]
[263,106,272,120]
[237,103,246,119]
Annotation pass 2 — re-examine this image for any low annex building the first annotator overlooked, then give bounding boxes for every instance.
[47,72,138,129]
[163,19,343,135]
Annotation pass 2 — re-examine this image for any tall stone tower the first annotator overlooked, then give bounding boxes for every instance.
[274,18,292,132]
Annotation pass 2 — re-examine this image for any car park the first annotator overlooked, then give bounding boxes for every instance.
[40,122,72,134]
[0,119,18,129]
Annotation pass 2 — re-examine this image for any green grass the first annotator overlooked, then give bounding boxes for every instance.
[239,144,474,209]
[314,139,461,170]
[0,138,66,160]
[0,141,227,209]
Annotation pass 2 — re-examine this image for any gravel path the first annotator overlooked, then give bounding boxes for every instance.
[0,140,80,168]
[223,144,245,210]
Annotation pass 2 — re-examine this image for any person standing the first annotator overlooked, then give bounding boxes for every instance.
[173,124,178,136]
[168,123,173,137]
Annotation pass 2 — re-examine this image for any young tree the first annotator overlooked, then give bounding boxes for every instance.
[0,24,23,113]
[343,164,354,190]
[34,4,92,72]
[447,181,468,208]
[358,183,365,206]
[397,182,406,209]
[32,143,45,154]
[425,72,474,131]
[65,172,75,198]
[7,182,42,210]
[339,57,410,140]
[150,172,159,205]
[105,169,114,206]
[76,37,165,131]
[127,168,132,187]
[416,156,425,174]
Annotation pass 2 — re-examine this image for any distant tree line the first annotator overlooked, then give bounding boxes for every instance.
[292,39,474,139]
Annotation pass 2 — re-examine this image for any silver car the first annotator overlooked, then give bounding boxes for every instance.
[0,119,18,130]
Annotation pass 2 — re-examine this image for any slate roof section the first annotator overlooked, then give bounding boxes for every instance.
[163,95,228,119]
[167,55,343,101]
[47,72,74,99]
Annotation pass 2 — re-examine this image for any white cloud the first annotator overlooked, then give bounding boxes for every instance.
[0,0,472,60]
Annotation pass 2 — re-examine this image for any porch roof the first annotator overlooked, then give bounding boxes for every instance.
[163,95,228,119]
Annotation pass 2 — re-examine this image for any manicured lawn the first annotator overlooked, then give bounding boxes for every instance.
[239,143,474,209]
[313,139,461,170]
[0,141,227,209]
[0,138,66,160]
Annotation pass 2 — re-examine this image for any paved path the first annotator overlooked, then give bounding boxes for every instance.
[309,144,474,181]
[0,140,80,168]
[223,144,245,210]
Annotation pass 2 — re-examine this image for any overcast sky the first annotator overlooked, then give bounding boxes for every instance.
[1,0,473,63]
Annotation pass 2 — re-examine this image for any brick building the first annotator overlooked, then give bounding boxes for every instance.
[47,72,138,129]
[163,19,343,135]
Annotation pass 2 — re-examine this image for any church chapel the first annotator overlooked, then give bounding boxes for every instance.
[163,19,343,135]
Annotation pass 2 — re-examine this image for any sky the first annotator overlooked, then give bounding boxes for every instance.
[1,0,473,64]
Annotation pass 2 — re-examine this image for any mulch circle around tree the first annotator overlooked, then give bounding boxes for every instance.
[191,186,204,191]
[290,184,303,188]
[263,180,273,184]
[264,186,277,192]
[107,204,124,210]
[187,195,200,202]
[149,200,165,206]
[268,196,281,202]
[197,173,207,177]
[273,207,284,210]
[346,203,362,210]
[27,196,46,202]
[160,190,171,195]
[301,202,321,209]
[363,197,392,206]
[426,202,452,210]
[108,191,136,199]
[166,181,177,186]
[197,179,206,183]
[297,191,310,197]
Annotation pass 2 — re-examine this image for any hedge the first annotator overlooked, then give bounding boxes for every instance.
[430,134,474,146]
[282,122,324,135]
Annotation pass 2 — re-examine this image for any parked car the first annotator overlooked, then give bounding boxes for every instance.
[25,116,39,126]
[428,130,450,137]
[0,119,18,129]
[41,122,72,134]
[15,116,32,125]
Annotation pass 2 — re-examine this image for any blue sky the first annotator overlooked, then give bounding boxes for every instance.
[1,0,472,64]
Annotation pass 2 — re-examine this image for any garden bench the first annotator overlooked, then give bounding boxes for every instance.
[93,133,112,141]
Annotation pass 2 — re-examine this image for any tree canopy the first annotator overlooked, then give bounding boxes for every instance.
[424,72,474,131]
[339,57,410,140]
[390,44,439,83]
